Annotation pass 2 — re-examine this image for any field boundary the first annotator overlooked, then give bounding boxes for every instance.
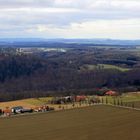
[104,103,140,111]
[1,103,140,119]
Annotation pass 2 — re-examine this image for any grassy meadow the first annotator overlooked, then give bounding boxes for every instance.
[1,92,140,109]
[99,92,140,108]
[80,64,130,72]
[0,97,53,109]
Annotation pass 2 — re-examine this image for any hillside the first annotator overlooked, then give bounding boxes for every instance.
[0,45,139,101]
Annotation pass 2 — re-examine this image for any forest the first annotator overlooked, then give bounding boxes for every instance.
[0,45,140,101]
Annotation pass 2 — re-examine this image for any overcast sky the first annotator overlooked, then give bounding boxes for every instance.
[0,0,140,39]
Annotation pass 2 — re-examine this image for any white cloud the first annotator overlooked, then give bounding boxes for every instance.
[0,0,140,39]
[27,19,140,39]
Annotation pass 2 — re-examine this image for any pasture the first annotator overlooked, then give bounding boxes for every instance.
[0,105,140,140]
[0,97,53,109]
[1,92,140,110]
[80,64,130,72]
[100,92,140,108]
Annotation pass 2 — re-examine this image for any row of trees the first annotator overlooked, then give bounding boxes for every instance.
[100,97,135,108]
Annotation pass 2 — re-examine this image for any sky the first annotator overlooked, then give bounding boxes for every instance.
[0,0,140,39]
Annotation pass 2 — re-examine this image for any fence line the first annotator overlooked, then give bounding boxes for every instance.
[102,103,140,111]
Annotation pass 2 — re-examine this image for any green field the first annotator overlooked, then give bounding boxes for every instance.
[24,97,53,106]
[100,93,140,108]
[81,64,130,72]
[0,105,140,140]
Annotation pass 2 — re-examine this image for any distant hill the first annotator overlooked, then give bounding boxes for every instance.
[46,38,140,46]
[0,38,140,47]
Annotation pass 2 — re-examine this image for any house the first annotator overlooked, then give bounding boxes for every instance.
[75,95,86,102]
[3,107,11,116]
[105,90,118,96]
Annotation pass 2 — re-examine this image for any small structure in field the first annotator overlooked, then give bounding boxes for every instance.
[51,96,73,104]
[34,106,54,112]
[105,90,118,96]
[75,95,86,102]
[3,107,11,116]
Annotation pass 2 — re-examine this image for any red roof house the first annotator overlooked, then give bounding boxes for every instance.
[105,90,117,96]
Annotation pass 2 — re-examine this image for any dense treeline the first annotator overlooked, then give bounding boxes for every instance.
[0,56,45,82]
[0,47,140,101]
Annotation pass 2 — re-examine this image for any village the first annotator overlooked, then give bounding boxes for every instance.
[1,90,137,117]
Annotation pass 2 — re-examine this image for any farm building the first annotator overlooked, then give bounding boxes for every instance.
[75,95,87,102]
[51,96,73,104]
[3,107,11,116]
[105,90,118,96]
[50,95,87,104]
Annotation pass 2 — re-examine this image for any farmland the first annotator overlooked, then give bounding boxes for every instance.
[100,92,140,108]
[0,105,140,140]
[80,64,130,72]
[1,92,140,110]
[0,97,55,109]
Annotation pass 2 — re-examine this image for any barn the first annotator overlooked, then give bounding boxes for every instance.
[75,95,86,102]
[105,90,118,96]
